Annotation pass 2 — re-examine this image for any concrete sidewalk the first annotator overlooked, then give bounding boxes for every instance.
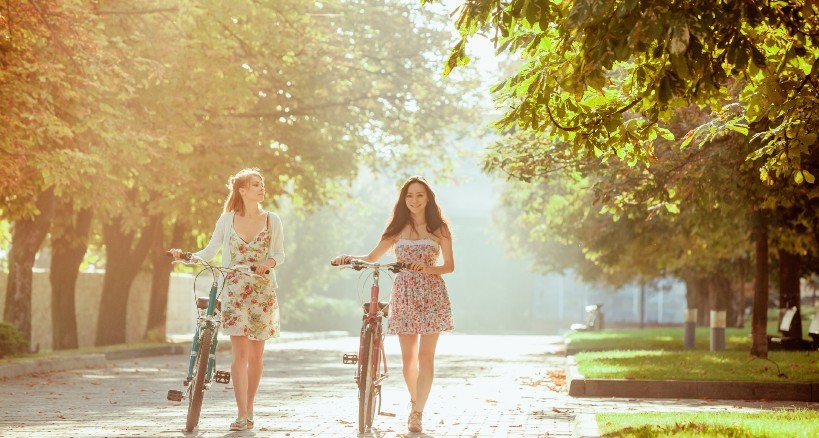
[0,335,577,437]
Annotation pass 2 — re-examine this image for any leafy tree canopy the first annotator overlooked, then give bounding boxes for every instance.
[435,0,819,187]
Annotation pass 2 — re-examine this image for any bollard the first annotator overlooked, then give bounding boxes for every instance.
[710,310,726,352]
[684,308,696,349]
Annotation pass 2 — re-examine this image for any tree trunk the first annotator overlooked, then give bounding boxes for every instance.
[708,276,730,313]
[683,277,697,349]
[694,278,710,326]
[95,215,159,346]
[737,256,746,328]
[750,224,769,358]
[4,187,56,345]
[145,221,185,341]
[49,203,93,350]
[639,280,645,329]
[708,275,730,351]
[778,249,802,339]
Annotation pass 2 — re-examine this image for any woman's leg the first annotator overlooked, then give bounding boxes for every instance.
[414,333,440,412]
[397,334,420,403]
[230,336,250,418]
[245,339,266,417]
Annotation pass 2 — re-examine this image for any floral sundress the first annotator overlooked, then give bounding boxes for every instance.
[220,223,280,340]
[388,238,454,335]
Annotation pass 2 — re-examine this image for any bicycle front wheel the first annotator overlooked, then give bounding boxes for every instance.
[358,325,377,433]
[186,327,212,432]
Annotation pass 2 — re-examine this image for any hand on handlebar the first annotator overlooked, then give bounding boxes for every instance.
[330,255,354,266]
[167,249,198,263]
[168,248,184,260]
[253,261,274,275]
[406,262,427,273]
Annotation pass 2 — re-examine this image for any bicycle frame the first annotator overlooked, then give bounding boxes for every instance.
[358,269,388,389]
[186,276,221,386]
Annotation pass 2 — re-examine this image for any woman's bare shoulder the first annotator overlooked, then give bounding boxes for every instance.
[431,226,451,242]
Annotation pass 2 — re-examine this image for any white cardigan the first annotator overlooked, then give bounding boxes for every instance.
[194,211,285,289]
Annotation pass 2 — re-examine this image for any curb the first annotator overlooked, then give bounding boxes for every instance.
[572,413,601,438]
[0,331,348,380]
[0,353,107,379]
[566,355,819,402]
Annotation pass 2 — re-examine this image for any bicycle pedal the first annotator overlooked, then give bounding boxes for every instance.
[167,389,183,402]
[343,353,358,364]
[215,370,231,384]
[183,377,192,386]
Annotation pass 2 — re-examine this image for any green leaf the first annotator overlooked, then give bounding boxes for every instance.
[664,203,680,214]
[799,133,817,147]
[726,124,749,136]
[444,39,469,76]
[680,131,695,149]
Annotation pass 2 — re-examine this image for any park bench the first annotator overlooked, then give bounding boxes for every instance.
[570,304,604,331]
[767,306,812,351]
[809,311,819,350]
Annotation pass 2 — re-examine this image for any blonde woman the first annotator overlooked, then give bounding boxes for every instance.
[171,168,284,431]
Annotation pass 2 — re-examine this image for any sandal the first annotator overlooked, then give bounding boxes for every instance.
[229,417,248,431]
[408,410,423,433]
[247,413,254,429]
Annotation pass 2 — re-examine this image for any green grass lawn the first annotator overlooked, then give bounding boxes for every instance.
[598,409,819,437]
[566,306,816,352]
[574,349,819,383]
[566,311,819,382]
[566,327,753,351]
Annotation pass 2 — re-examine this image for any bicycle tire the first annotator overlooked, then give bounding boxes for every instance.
[366,329,381,428]
[358,326,375,433]
[186,327,212,432]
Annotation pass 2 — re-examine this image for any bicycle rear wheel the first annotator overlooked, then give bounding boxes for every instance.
[186,327,212,432]
[358,325,377,433]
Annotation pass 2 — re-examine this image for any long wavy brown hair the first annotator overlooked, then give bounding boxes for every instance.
[381,176,450,241]
[223,168,263,215]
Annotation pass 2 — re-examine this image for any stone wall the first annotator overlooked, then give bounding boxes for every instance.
[0,271,201,350]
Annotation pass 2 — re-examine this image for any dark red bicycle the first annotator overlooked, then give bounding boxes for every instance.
[331,259,404,433]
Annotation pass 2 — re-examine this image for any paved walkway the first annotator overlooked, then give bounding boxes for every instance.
[1,335,816,437]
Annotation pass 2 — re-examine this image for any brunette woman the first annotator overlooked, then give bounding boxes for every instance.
[332,176,454,433]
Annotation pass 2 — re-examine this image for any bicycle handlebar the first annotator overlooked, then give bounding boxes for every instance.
[166,251,270,275]
[330,259,406,274]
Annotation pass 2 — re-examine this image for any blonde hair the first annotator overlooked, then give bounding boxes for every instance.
[223,168,264,215]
